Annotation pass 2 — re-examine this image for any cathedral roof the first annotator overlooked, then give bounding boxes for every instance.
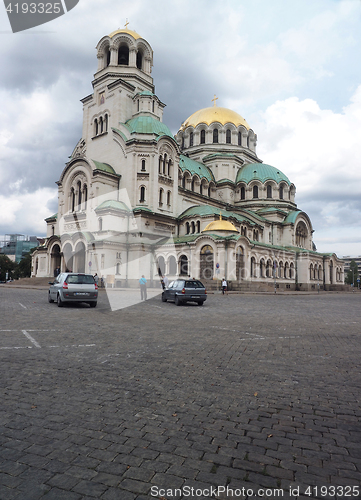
[180,106,250,131]
[95,200,130,212]
[179,155,215,182]
[236,162,291,185]
[109,28,141,40]
[123,116,174,139]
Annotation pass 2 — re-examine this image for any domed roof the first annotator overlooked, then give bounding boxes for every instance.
[202,215,238,233]
[109,28,141,40]
[124,116,173,139]
[180,106,250,131]
[236,163,291,185]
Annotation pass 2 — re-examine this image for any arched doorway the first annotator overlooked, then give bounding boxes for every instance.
[50,244,61,276]
[73,241,86,273]
[157,256,165,276]
[179,255,188,276]
[200,245,214,280]
[168,256,177,275]
[62,243,73,272]
[236,247,244,281]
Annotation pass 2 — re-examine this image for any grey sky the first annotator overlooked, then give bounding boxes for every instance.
[1,0,361,256]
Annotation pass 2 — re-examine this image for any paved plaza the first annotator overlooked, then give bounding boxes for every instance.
[0,286,360,499]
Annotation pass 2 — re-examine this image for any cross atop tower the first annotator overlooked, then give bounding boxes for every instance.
[124,19,129,29]
[212,95,218,107]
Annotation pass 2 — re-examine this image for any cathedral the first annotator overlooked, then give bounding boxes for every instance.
[32,27,344,291]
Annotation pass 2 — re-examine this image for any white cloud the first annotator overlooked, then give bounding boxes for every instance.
[0,188,57,235]
[255,86,361,255]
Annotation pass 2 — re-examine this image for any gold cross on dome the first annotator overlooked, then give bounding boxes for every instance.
[212,95,218,107]
[124,19,129,29]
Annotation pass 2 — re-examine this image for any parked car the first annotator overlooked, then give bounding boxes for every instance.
[48,273,98,307]
[161,279,207,306]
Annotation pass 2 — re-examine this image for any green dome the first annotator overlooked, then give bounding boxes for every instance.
[124,116,174,139]
[236,163,291,185]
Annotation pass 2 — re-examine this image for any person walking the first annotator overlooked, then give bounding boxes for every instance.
[222,277,228,295]
[139,275,147,300]
[162,275,169,288]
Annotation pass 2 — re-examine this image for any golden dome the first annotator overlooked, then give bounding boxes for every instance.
[180,106,250,131]
[109,28,141,40]
[202,215,239,233]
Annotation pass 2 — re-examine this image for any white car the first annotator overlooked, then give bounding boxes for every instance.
[48,273,98,308]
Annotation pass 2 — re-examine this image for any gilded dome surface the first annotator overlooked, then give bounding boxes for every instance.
[203,216,238,233]
[109,28,141,40]
[180,107,250,131]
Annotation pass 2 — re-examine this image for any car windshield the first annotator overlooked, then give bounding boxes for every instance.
[66,274,95,285]
[185,280,204,288]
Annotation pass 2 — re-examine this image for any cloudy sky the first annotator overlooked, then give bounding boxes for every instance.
[0,0,361,257]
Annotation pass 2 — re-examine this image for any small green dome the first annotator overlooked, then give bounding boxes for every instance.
[124,116,173,139]
[236,163,291,185]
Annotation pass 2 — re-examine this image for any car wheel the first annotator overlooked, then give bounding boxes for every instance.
[48,292,54,303]
[57,294,63,307]
[89,302,97,308]
[175,296,181,306]
[198,301,204,306]
[161,293,167,302]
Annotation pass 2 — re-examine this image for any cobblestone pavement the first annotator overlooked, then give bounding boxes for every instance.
[0,287,360,500]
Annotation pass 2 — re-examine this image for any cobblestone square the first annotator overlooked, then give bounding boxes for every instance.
[0,287,360,499]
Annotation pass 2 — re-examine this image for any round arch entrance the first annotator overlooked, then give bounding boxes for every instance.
[73,241,86,273]
[50,244,61,276]
[200,245,214,280]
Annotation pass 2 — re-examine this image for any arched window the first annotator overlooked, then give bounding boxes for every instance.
[83,185,88,210]
[159,156,162,174]
[141,159,146,171]
[226,129,231,144]
[105,47,110,67]
[213,129,218,143]
[180,255,188,276]
[267,185,272,198]
[241,186,245,200]
[196,221,200,233]
[189,132,193,147]
[94,119,98,136]
[136,51,143,69]
[253,185,259,199]
[238,131,242,145]
[253,229,258,241]
[278,262,283,278]
[104,114,108,132]
[163,154,167,175]
[191,221,195,234]
[191,177,196,192]
[118,45,129,65]
[116,262,121,275]
[186,222,190,234]
[71,188,75,212]
[167,191,171,206]
[200,130,205,144]
[98,218,103,231]
[259,259,265,278]
[152,100,155,113]
[251,257,256,278]
[99,116,103,134]
[284,262,289,279]
[159,188,164,206]
[182,175,186,189]
[279,185,284,199]
[77,181,82,210]
[167,159,171,177]
[310,264,314,280]
[208,185,211,197]
[181,135,185,149]
[140,186,146,203]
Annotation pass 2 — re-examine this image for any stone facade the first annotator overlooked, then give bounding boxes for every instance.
[32,28,344,291]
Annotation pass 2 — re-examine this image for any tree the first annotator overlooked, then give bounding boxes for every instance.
[345,260,359,285]
[0,254,15,281]
[13,248,37,279]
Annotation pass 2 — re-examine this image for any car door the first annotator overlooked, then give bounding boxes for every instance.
[50,274,61,299]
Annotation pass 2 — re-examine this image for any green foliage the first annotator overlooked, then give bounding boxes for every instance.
[345,260,359,285]
[0,254,15,281]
